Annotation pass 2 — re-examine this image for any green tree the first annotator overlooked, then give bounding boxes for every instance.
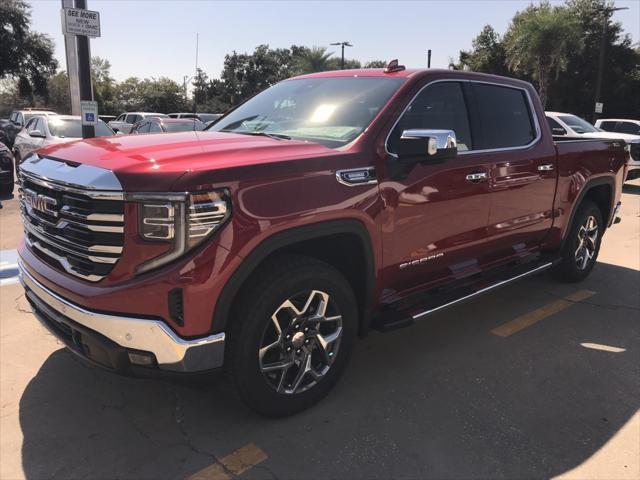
[503,1,582,107]
[46,72,71,114]
[91,57,118,114]
[458,25,510,75]
[138,77,186,113]
[364,60,388,68]
[548,0,640,118]
[294,46,334,74]
[0,0,57,102]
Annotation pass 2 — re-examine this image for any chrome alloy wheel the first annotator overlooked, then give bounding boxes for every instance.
[258,290,343,395]
[575,215,598,270]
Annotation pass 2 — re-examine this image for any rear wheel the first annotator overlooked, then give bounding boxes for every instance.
[227,255,357,417]
[551,199,603,282]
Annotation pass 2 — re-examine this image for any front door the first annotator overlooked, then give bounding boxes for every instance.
[379,81,493,299]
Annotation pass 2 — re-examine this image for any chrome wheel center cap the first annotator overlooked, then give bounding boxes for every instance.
[291,331,305,348]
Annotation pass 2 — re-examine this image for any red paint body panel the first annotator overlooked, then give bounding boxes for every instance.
[20,69,627,338]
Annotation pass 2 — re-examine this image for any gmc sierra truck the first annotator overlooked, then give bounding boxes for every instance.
[18,66,626,416]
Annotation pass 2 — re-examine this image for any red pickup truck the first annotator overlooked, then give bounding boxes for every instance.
[18,67,626,416]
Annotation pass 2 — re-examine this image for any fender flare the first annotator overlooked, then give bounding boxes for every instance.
[211,219,376,335]
[560,175,615,251]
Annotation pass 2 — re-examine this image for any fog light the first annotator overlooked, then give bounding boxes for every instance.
[127,351,156,366]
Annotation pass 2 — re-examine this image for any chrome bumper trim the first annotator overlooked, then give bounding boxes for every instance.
[18,259,225,372]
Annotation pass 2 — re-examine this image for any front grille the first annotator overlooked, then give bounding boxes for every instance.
[630,143,640,163]
[19,170,124,282]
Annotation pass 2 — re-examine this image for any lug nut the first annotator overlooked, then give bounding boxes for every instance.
[286,334,291,340]
[305,339,310,344]
[304,327,309,332]
[296,349,301,355]
[293,324,299,329]
[286,346,292,352]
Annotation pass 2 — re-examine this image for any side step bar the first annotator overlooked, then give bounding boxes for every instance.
[373,261,554,332]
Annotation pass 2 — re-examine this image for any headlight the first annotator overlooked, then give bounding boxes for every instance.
[135,189,231,274]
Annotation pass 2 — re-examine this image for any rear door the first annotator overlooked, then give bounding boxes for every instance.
[380,81,493,295]
[471,82,557,261]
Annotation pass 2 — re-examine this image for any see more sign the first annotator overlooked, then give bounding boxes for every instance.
[61,8,101,37]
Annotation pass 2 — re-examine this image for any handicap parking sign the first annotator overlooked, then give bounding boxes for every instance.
[80,100,98,126]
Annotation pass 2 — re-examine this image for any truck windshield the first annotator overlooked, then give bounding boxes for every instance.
[559,115,599,134]
[210,77,405,148]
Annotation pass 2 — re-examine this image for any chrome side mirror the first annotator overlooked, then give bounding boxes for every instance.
[397,129,457,162]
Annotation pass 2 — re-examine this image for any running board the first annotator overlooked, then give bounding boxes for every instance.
[372,260,554,332]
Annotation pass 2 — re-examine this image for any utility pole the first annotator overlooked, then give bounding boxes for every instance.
[593,5,628,123]
[193,33,199,115]
[61,0,80,115]
[61,0,98,138]
[75,0,94,138]
[330,41,353,69]
[427,49,432,68]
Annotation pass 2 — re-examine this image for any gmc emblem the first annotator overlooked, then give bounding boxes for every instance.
[24,189,58,217]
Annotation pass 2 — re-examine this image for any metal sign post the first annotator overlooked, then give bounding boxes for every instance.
[61,0,100,138]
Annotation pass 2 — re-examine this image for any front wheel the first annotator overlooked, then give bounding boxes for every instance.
[227,255,358,417]
[551,199,603,282]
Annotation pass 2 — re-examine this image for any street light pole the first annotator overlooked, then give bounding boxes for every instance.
[330,42,353,69]
[593,6,628,123]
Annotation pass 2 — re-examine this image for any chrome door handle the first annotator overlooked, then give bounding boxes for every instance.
[466,172,488,182]
[538,164,554,172]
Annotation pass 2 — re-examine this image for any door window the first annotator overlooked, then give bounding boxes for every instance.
[387,81,473,153]
[473,83,536,149]
[618,122,640,135]
[149,122,162,133]
[34,118,46,135]
[24,118,38,132]
[598,121,617,132]
[137,122,151,133]
[546,117,567,135]
[125,114,139,124]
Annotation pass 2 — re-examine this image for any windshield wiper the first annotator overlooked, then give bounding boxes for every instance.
[225,130,292,141]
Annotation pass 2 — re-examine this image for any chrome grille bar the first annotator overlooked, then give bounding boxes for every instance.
[18,155,125,282]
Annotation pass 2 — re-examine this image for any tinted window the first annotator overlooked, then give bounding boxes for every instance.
[25,118,38,132]
[163,122,203,132]
[598,121,617,131]
[546,117,567,135]
[149,122,162,133]
[473,84,536,149]
[116,114,125,122]
[618,122,640,135]
[212,77,404,148]
[125,114,139,124]
[388,81,473,153]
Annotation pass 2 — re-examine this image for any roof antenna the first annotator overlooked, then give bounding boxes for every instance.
[384,59,405,74]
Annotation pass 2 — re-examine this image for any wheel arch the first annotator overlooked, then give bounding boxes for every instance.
[211,219,376,337]
[560,176,615,251]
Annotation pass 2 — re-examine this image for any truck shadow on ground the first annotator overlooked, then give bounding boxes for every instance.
[19,262,640,479]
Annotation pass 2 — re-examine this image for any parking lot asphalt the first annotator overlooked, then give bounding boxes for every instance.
[1,182,638,480]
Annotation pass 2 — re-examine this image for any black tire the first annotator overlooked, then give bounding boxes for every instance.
[227,254,358,417]
[551,199,603,282]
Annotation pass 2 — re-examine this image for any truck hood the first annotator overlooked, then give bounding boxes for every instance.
[35,131,336,191]
[577,131,640,142]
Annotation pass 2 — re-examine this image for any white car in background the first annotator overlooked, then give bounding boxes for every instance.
[594,118,640,136]
[13,115,115,165]
[108,112,167,134]
[546,111,640,181]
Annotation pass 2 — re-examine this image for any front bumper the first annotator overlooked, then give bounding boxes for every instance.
[19,260,226,374]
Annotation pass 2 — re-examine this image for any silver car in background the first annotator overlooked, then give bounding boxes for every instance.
[12,115,115,165]
[108,112,167,133]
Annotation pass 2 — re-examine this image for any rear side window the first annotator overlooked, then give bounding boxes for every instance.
[473,83,536,149]
[388,81,473,153]
[598,121,617,132]
[125,114,139,124]
[618,122,640,135]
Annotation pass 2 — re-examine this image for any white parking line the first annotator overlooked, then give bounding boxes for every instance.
[0,249,19,286]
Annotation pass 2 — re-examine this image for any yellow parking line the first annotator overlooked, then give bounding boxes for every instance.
[491,289,596,337]
[188,443,268,480]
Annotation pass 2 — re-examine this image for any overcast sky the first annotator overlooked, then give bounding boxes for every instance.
[30,0,640,83]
